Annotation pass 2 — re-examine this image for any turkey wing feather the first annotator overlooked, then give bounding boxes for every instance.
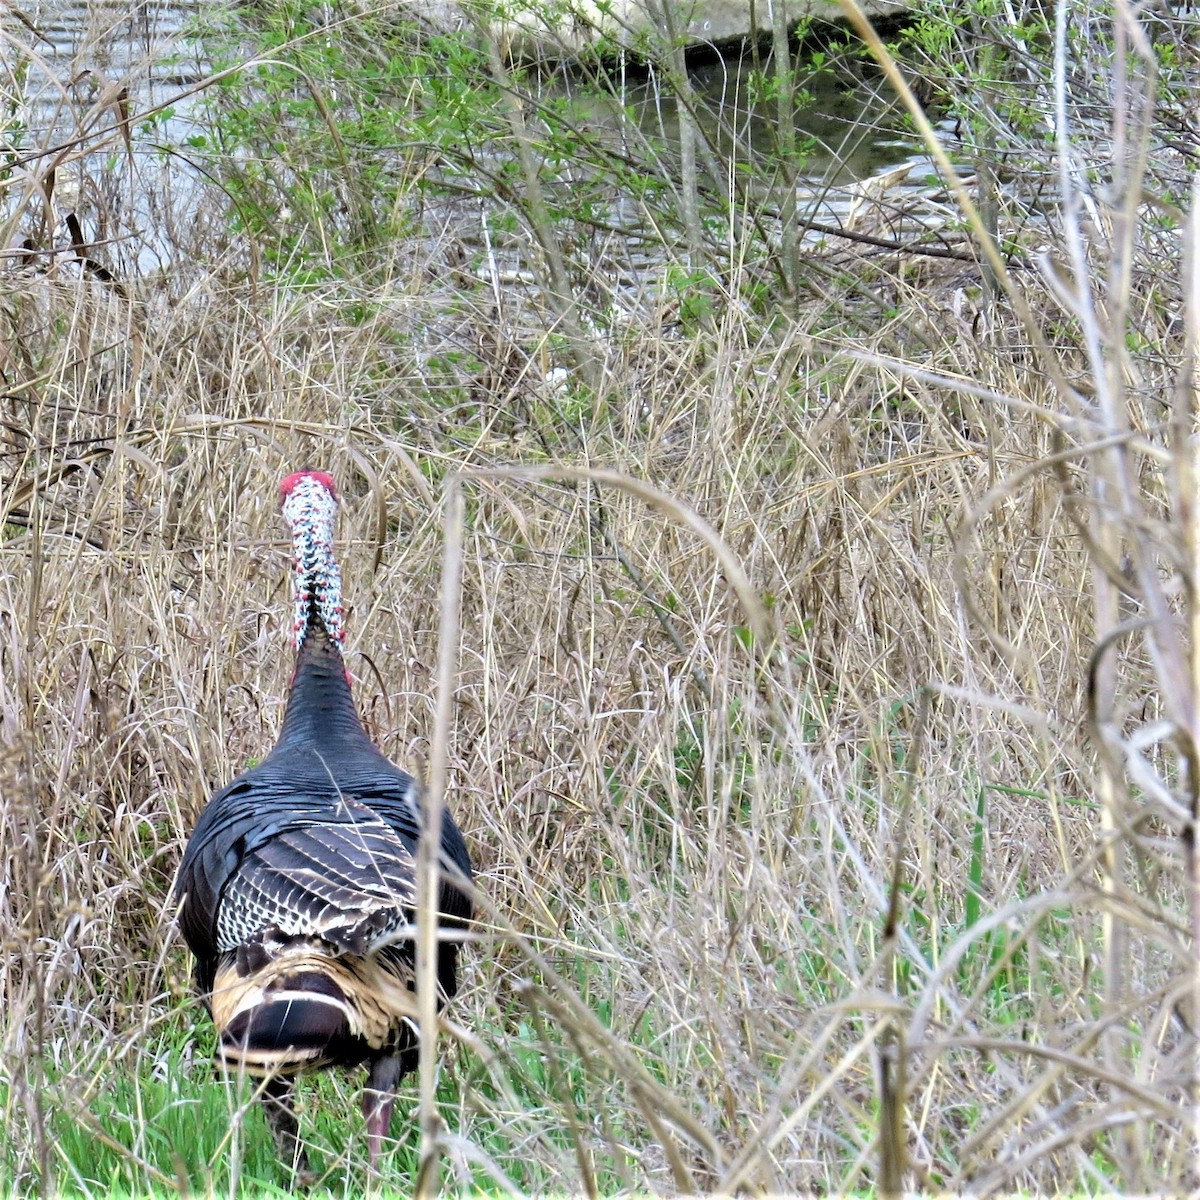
[176,759,470,995]
[216,797,418,954]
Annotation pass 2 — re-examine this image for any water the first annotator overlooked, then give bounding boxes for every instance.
[8,0,206,142]
[3,1,933,278]
[4,0,209,276]
[553,54,936,241]
[612,57,914,182]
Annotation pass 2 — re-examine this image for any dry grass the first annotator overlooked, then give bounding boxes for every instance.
[1,0,1196,1195]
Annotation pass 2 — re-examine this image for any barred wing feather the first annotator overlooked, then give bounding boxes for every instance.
[216,798,419,955]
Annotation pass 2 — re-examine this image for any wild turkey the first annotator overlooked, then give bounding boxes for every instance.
[175,470,473,1184]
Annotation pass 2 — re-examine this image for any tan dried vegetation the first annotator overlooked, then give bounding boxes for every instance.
[0,0,1195,1194]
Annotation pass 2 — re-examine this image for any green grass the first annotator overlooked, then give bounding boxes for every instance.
[1,972,686,1198]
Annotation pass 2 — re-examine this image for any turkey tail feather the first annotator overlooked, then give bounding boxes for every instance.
[220,989,352,1075]
[214,953,357,1076]
[210,941,413,1078]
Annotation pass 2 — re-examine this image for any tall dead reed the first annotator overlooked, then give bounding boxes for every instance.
[1,0,1195,1193]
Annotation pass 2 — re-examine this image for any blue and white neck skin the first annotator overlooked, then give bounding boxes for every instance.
[273,470,372,761]
[280,469,346,651]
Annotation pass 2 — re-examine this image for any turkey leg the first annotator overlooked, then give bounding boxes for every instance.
[262,1075,315,1188]
[362,1053,405,1175]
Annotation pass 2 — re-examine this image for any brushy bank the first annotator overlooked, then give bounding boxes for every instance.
[1,0,1196,1194]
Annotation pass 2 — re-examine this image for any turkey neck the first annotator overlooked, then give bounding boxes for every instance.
[274,476,376,763]
[274,625,377,760]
